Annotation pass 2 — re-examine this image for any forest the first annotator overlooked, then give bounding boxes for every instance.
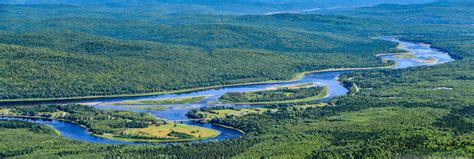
[0,4,396,100]
[0,1,473,158]
[0,0,435,15]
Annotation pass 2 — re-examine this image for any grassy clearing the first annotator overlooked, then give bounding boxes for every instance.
[113,96,208,105]
[0,109,12,115]
[98,123,220,142]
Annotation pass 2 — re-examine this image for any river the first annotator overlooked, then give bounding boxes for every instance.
[0,37,454,144]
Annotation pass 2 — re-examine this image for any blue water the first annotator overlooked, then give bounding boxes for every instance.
[379,37,454,69]
[0,116,132,144]
[0,37,454,144]
[0,116,242,144]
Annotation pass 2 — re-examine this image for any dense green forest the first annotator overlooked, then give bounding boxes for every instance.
[0,4,396,100]
[0,1,473,158]
[0,0,435,15]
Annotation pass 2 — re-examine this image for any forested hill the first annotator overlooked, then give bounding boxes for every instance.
[0,0,435,15]
[339,2,474,60]
[341,2,474,25]
[0,5,396,100]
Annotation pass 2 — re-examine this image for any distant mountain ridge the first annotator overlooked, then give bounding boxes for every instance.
[0,0,435,5]
[1,0,436,15]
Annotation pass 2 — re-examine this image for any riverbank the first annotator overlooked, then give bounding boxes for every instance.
[0,115,91,136]
[211,123,246,134]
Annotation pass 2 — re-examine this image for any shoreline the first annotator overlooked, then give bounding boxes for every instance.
[0,65,393,104]
[211,123,246,134]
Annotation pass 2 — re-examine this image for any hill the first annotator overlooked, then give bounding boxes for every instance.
[0,5,396,100]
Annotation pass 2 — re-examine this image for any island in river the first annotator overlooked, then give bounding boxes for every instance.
[218,86,328,104]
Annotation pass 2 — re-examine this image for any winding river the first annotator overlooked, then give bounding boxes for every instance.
[0,37,454,144]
